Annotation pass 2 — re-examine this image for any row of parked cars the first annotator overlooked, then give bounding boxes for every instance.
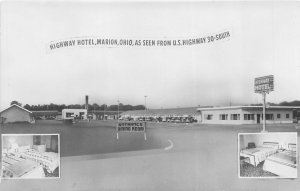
[120,116,198,123]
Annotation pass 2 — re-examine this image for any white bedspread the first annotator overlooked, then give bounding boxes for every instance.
[20,149,59,172]
[240,146,278,166]
[263,150,297,178]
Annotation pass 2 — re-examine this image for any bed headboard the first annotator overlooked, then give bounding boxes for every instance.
[18,145,31,153]
[288,143,296,151]
[262,142,279,149]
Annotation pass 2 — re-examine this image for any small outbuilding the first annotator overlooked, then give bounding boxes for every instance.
[62,109,87,120]
[0,104,35,124]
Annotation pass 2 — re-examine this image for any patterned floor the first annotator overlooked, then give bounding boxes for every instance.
[240,161,278,177]
[44,167,59,177]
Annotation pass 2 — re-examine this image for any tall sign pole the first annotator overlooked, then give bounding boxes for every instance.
[262,91,266,132]
[254,75,274,133]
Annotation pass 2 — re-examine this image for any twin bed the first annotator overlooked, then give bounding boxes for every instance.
[263,143,297,178]
[2,145,59,178]
[2,156,44,178]
[240,142,297,177]
[240,142,279,167]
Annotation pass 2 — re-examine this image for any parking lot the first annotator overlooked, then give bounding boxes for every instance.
[1,121,300,190]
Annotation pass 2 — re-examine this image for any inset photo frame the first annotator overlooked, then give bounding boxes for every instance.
[1,134,60,179]
[238,132,297,178]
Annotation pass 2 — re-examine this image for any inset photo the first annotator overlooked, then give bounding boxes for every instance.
[1,134,60,179]
[239,132,297,178]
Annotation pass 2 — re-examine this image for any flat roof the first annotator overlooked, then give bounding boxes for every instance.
[62,109,87,111]
[122,107,199,116]
[197,106,300,111]
[31,110,59,113]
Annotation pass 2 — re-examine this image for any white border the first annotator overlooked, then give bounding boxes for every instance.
[238,132,298,179]
[1,134,60,180]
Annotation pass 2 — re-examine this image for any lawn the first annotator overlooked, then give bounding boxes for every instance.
[1,120,169,157]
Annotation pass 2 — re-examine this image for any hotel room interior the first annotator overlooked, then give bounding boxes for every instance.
[2,134,59,179]
[239,133,297,178]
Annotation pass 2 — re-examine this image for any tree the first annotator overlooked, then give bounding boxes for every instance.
[123,104,133,111]
[21,103,147,112]
[279,100,300,106]
[100,104,108,110]
[24,104,31,110]
[10,100,22,106]
[109,105,118,111]
[92,103,100,111]
[133,105,146,110]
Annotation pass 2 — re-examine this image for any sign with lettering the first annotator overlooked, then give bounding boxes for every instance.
[117,122,146,132]
[46,29,232,53]
[254,75,274,93]
[116,122,147,140]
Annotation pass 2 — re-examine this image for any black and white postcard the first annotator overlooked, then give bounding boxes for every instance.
[2,134,60,179]
[239,132,297,178]
[0,1,300,190]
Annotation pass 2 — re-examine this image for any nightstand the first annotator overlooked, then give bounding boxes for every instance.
[32,145,46,152]
[277,148,285,153]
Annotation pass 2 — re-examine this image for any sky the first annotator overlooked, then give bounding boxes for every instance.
[1,1,300,110]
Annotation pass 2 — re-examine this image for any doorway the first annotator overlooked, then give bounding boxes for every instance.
[51,135,59,153]
[33,135,41,145]
[257,114,260,124]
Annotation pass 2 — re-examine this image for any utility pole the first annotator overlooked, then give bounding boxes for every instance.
[117,100,120,140]
[144,96,147,121]
[103,104,106,120]
[117,100,120,122]
[144,96,147,141]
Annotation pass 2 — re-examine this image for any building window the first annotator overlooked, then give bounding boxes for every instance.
[277,114,281,119]
[244,114,254,120]
[219,114,228,120]
[266,114,274,120]
[286,114,290,118]
[230,114,240,120]
[205,114,213,120]
[66,112,74,117]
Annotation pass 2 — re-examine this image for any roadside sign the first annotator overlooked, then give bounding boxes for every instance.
[116,122,147,140]
[254,75,274,133]
[254,75,274,93]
